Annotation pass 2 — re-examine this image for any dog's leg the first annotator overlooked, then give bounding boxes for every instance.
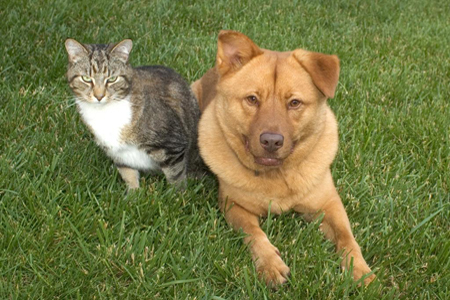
[319,196,375,285]
[295,172,375,285]
[222,200,290,287]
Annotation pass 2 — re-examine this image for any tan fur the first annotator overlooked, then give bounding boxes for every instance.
[117,166,139,189]
[195,30,375,287]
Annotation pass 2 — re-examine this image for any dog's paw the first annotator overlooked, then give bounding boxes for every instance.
[362,272,376,286]
[345,256,376,286]
[353,264,376,286]
[254,246,290,288]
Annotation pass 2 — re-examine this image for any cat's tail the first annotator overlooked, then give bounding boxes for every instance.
[187,146,211,179]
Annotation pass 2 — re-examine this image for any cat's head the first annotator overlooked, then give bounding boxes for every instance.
[65,39,133,104]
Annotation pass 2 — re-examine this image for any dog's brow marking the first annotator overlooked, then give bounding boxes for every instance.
[273,57,282,106]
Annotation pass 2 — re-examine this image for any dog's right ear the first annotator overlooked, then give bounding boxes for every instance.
[216,30,263,76]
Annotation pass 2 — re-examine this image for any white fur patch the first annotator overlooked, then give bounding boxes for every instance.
[77,97,159,171]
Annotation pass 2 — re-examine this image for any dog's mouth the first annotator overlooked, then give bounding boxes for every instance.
[254,156,283,166]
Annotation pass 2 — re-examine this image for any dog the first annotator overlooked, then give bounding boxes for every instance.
[193,30,375,287]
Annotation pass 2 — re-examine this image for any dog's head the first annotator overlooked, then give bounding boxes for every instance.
[213,30,340,171]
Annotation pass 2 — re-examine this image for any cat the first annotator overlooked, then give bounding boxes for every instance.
[64,38,205,189]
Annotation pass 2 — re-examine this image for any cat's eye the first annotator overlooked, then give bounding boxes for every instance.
[107,76,118,83]
[81,76,92,83]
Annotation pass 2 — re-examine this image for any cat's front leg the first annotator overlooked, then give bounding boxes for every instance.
[117,166,140,189]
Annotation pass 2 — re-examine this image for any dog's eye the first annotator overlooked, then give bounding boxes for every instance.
[246,95,259,106]
[288,99,302,109]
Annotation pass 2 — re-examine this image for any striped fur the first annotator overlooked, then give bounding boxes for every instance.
[65,39,206,189]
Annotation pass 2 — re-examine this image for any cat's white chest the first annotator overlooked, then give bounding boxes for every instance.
[77,99,158,171]
[77,99,131,148]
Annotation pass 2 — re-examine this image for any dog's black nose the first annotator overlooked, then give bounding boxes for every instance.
[260,132,284,153]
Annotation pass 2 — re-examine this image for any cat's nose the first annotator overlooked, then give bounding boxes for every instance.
[93,85,105,101]
[94,92,105,101]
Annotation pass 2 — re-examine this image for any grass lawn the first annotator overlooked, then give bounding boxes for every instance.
[1,0,449,298]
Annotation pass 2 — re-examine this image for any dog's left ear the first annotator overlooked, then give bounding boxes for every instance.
[293,50,340,98]
[216,30,263,76]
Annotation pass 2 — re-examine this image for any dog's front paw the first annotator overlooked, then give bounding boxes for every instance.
[254,245,290,287]
[352,261,376,285]
[343,255,376,286]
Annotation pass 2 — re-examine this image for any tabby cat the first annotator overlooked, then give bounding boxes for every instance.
[64,38,205,189]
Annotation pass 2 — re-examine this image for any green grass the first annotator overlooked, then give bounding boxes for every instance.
[1,0,449,298]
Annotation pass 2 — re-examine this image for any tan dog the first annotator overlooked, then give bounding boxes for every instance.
[193,30,375,287]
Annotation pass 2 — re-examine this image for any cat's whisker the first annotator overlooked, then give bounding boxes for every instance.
[64,96,79,109]
[110,97,123,102]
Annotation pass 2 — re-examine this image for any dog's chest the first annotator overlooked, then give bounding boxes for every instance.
[77,99,158,171]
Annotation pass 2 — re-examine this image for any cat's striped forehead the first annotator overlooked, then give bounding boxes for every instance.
[69,43,127,77]
[87,45,109,73]
[81,44,114,75]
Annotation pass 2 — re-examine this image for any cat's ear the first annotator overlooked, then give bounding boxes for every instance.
[65,38,88,63]
[111,39,133,63]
